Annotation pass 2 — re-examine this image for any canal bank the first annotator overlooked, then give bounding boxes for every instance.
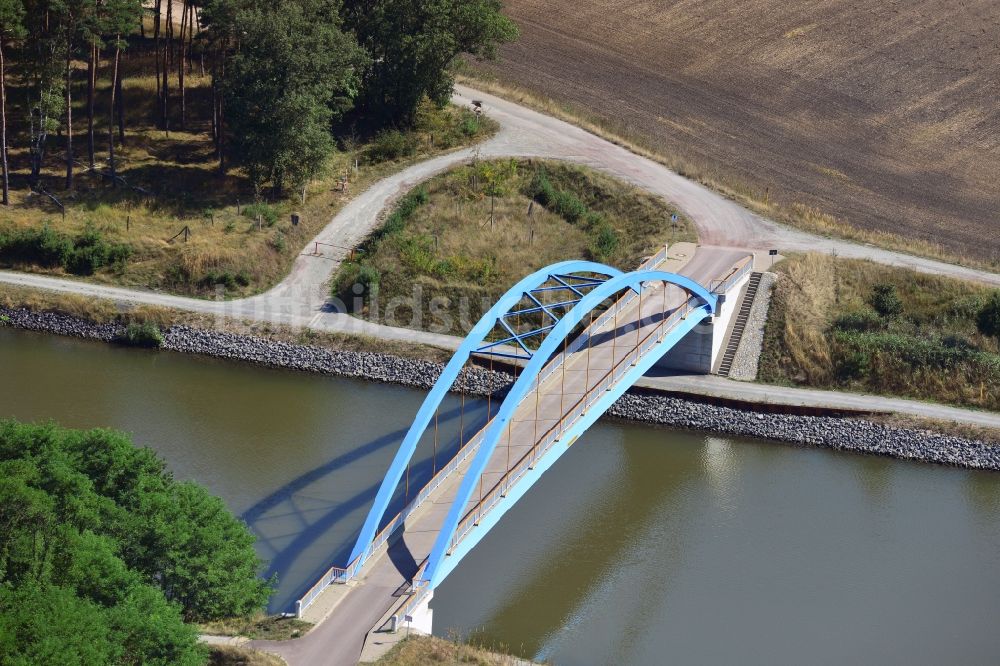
[3,304,999,471]
[3,323,1000,664]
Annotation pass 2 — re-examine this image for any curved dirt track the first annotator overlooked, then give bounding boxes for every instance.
[2,84,998,339]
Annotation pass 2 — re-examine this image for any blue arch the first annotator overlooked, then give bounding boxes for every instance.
[346,260,625,569]
[422,269,717,588]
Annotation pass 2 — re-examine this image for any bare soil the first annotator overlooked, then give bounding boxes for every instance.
[474,0,1000,263]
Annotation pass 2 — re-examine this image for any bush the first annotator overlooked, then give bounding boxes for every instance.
[199,269,251,291]
[835,349,870,380]
[976,291,1000,339]
[588,221,619,261]
[553,191,588,223]
[121,321,164,348]
[529,170,557,207]
[0,224,132,275]
[242,202,279,227]
[270,231,287,253]
[460,115,480,137]
[870,283,903,318]
[833,308,883,333]
[366,129,417,162]
[376,187,428,239]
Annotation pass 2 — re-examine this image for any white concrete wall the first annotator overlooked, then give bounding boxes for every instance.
[652,267,752,374]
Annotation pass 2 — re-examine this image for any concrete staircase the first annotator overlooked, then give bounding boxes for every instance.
[716,272,763,377]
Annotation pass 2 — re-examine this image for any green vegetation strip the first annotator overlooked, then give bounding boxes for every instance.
[334,159,696,335]
[760,254,1000,411]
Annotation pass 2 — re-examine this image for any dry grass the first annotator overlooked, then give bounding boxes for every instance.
[759,253,1000,410]
[335,158,696,334]
[455,74,1000,274]
[0,283,454,361]
[363,635,532,666]
[199,615,312,642]
[208,645,286,666]
[1,46,497,298]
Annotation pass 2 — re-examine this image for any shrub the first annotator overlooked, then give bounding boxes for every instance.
[366,129,417,162]
[529,170,557,207]
[833,308,883,333]
[64,226,132,276]
[554,191,587,223]
[588,221,619,261]
[460,115,480,137]
[870,283,903,318]
[835,349,870,380]
[0,224,131,275]
[357,265,381,289]
[270,232,287,253]
[976,291,1000,339]
[121,321,164,348]
[242,202,278,227]
[377,187,428,239]
[199,270,251,291]
[0,226,72,266]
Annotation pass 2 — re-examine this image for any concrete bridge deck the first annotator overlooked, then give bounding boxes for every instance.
[251,247,749,665]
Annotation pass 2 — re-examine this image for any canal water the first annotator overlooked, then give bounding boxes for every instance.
[3,326,1000,664]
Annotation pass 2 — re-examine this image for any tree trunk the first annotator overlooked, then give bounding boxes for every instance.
[108,44,121,185]
[1,39,10,205]
[162,0,172,131]
[178,0,187,131]
[87,44,96,168]
[115,58,125,145]
[153,0,161,107]
[65,51,74,190]
[187,4,196,75]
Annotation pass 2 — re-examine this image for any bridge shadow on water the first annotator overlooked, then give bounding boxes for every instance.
[245,397,491,613]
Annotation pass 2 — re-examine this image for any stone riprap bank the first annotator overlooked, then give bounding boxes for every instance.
[3,306,998,471]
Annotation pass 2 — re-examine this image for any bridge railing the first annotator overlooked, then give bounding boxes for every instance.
[564,244,669,357]
[708,256,753,296]
[448,295,702,553]
[295,424,490,615]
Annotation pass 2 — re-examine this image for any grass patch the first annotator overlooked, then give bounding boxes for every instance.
[120,320,165,347]
[199,615,312,641]
[333,159,696,335]
[363,635,531,666]
[759,253,1000,410]
[456,73,1000,274]
[1,45,498,299]
[208,645,286,666]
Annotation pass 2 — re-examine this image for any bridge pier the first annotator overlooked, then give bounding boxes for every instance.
[651,256,752,374]
[400,591,434,636]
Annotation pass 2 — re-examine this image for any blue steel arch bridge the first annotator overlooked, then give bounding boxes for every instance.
[293,244,752,642]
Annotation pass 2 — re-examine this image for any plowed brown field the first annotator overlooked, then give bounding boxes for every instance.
[477,0,1000,262]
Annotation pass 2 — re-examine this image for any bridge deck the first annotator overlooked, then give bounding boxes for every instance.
[261,248,748,665]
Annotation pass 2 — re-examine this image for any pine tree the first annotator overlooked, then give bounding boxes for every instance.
[0,0,25,204]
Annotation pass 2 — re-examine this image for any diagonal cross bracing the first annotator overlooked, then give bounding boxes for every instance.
[338,261,624,579]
